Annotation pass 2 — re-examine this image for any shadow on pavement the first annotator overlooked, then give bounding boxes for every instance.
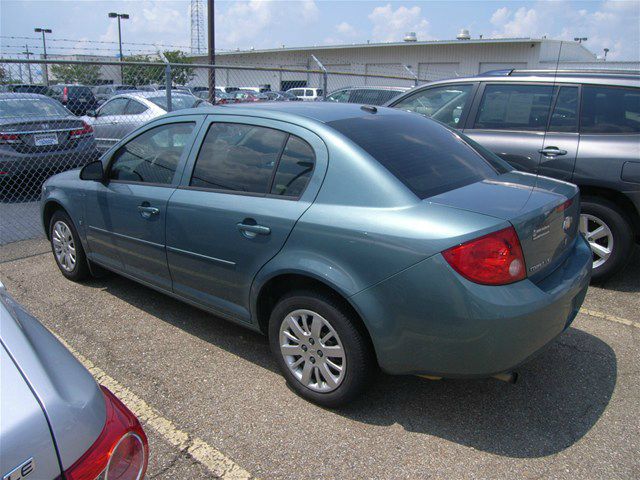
[592,246,639,293]
[95,274,617,460]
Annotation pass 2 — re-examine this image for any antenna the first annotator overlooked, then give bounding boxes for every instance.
[191,0,206,55]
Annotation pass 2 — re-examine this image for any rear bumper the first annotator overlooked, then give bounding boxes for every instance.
[350,235,593,376]
[0,143,99,182]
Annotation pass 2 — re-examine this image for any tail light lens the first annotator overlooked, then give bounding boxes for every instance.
[65,386,148,480]
[70,122,94,138]
[442,226,526,285]
[62,86,69,102]
[0,133,20,144]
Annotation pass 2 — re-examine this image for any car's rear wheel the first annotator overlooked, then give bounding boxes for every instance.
[49,210,90,281]
[580,198,633,282]
[269,290,374,407]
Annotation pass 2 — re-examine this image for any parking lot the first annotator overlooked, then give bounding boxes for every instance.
[0,239,638,479]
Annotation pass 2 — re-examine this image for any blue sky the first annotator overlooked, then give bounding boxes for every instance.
[1,0,639,60]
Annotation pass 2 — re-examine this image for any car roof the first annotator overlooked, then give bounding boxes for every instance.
[0,92,52,100]
[113,91,195,100]
[164,101,411,124]
[334,86,409,91]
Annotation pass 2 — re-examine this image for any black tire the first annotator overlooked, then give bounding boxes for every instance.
[581,197,633,282]
[49,210,91,282]
[268,289,375,408]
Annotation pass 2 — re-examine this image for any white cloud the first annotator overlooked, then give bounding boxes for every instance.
[489,1,640,60]
[368,4,431,42]
[336,22,357,36]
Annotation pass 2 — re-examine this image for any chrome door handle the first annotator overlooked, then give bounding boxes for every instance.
[137,205,159,219]
[237,222,271,237]
[538,147,568,157]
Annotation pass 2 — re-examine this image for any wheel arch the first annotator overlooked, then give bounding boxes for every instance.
[253,271,377,361]
[578,185,640,240]
[42,200,66,240]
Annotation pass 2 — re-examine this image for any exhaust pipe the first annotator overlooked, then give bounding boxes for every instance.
[492,372,518,384]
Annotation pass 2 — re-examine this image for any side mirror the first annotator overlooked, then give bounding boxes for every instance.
[86,109,97,117]
[80,160,104,181]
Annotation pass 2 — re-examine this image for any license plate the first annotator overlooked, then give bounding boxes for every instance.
[78,98,87,103]
[34,133,58,146]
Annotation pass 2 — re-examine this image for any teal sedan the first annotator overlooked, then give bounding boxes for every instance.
[41,103,592,407]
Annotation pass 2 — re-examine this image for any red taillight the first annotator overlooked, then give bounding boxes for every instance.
[442,226,526,285]
[62,86,69,102]
[0,133,19,144]
[70,122,94,138]
[65,386,148,480]
[555,198,573,213]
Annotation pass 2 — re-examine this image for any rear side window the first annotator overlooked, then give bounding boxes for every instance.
[394,84,473,128]
[580,86,640,134]
[191,123,287,193]
[475,84,554,131]
[270,136,315,197]
[125,100,148,115]
[328,113,499,199]
[109,122,195,184]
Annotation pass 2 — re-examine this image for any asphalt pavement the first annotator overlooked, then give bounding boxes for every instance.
[0,239,638,479]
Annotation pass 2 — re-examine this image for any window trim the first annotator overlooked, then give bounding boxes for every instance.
[185,121,316,200]
[578,84,640,136]
[105,120,198,186]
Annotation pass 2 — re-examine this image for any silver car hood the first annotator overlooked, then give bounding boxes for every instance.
[0,283,106,471]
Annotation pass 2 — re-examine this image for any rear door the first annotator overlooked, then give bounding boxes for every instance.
[166,115,328,321]
[463,82,555,175]
[91,97,130,152]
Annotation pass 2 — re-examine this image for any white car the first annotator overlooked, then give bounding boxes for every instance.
[286,87,324,101]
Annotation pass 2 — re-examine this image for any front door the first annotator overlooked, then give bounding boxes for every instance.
[84,120,198,290]
[166,116,327,321]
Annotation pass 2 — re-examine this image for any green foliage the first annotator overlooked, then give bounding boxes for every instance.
[122,51,195,87]
[50,63,101,85]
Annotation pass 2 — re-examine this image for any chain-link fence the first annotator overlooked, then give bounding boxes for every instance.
[1,57,446,245]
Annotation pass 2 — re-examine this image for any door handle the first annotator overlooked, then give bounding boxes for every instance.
[237,221,271,238]
[538,147,568,157]
[137,205,159,219]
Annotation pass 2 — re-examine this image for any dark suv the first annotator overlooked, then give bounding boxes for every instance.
[50,84,98,115]
[387,69,640,281]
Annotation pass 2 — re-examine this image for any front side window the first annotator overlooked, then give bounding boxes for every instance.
[580,85,640,134]
[99,98,129,117]
[394,84,473,128]
[109,122,195,184]
[475,84,554,131]
[191,123,287,193]
[270,136,315,197]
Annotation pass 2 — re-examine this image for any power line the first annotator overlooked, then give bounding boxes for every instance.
[0,35,191,49]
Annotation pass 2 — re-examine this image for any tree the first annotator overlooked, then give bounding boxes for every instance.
[0,65,8,83]
[163,50,195,86]
[122,54,164,86]
[50,63,101,85]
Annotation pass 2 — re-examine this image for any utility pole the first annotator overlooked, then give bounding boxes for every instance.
[208,0,215,102]
[22,44,34,83]
[108,12,129,82]
[34,27,52,85]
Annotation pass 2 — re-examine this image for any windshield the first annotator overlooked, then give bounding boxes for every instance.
[0,97,69,118]
[328,112,501,199]
[149,94,198,111]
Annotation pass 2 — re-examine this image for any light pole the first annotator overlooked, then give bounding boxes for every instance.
[108,12,129,82]
[34,27,52,85]
[208,0,215,103]
[603,48,610,61]
[22,44,34,83]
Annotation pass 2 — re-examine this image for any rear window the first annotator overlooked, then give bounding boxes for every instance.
[66,86,93,97]
[580,85,640,134]
[149,94,198,111]
[0,97,69,118]
[327,113,500,199]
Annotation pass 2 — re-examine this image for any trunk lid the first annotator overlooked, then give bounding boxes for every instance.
[0,117,86,153]
[429,171,580,281]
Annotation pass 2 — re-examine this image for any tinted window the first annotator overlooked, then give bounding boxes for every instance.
[327,90,350,102]
[549,86,578,132]
[580,86,640,134]
[328,113,499,199]
[99,98,129,116]
[394,84,473,128]
[271,136,315,197]
[349,89,403,106]
[149,94,198,111]
[191,123,287,193]
[475,84,554,131]
[66,86,93,97]
[109,122,195,184]
[125,100,148,115]
[0,97,69,118]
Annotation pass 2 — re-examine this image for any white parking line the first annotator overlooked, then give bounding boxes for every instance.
[53,334,255,480]
[580,308,640,329]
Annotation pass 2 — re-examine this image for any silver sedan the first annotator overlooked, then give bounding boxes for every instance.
[83,91,212,152]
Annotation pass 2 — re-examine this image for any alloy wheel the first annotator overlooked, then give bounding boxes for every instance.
[279,309,346,393]
[580,213,614,269]
[52,220,77,272]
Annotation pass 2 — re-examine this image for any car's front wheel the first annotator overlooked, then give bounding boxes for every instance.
[49,210,90,281]
[580,198,633,282]
[269,290,375,407]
